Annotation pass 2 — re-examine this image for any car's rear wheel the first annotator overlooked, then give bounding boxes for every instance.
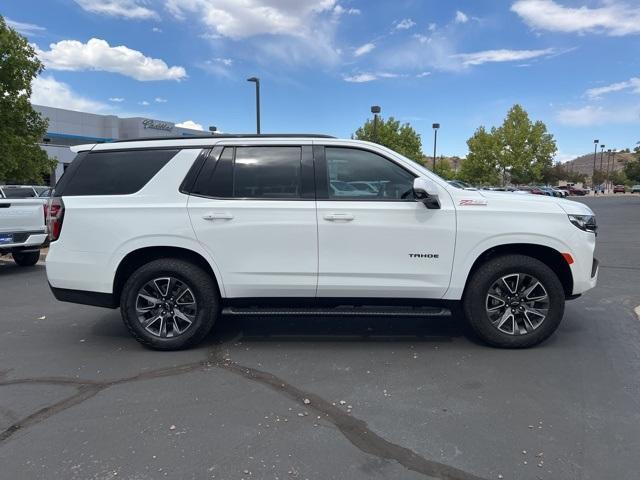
[462,254,565,348]
[120,258,219,350]
[12,251,40,267]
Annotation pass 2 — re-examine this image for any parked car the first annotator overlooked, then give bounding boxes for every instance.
[46,134,598,350]
[613,185,626,194]
[0,197,48,266]
[631,185,640,194]
[517,186,546,195]
[558,185,587,196]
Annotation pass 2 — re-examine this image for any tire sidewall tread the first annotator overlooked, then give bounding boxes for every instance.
[463,254,565,348]
[120,258,219,350]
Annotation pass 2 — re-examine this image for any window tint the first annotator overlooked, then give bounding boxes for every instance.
[192,147,233,198]
[1,187,36,198]
[325,148,415,200]
[60,149,178,196]
[233,147,301,198]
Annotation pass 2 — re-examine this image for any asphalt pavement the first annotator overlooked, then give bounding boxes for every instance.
[0,195,639,480]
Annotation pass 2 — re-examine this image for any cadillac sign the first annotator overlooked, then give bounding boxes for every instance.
[142,119,174,132]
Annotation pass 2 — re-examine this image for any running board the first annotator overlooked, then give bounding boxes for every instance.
[222,306,451,317]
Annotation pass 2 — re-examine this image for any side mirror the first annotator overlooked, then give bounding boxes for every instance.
[413,177,441,209]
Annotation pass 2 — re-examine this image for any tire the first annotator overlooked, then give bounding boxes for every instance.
[12,251,40,267]
[120,258,219,350]
[462,254,565,348]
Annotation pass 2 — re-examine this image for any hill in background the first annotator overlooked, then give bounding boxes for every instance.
[563,151,636,176]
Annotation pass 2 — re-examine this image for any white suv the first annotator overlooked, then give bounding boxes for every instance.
[46,135,598,350]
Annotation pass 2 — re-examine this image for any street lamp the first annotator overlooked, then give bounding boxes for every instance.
[432,123,440,171]
[247,77,261,134]
[605,149,611,193]
[371,105,381,143]
[592,139,599,192]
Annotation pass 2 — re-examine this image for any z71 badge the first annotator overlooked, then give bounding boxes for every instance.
[459,199,488,206]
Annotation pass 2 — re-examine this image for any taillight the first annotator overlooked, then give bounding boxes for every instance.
[47,197,65,241]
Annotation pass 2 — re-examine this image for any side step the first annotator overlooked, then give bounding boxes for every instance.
[222,306,451,317]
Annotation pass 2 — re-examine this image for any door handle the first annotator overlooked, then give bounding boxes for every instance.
[202,212,234,221]
[324,213,355,221]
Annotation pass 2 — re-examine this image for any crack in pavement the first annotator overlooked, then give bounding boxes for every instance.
[0,338,488,480]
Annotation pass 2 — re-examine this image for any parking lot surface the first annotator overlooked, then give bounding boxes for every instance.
[1,195,639,480]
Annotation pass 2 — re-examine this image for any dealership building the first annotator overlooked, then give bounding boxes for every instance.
[34,105,208,184]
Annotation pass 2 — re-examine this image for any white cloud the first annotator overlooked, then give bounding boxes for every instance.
[167,0,343,66]
[154,97,168,103]
[109,97,125,102]
[36,38,187,81]
[333,5,360,15]
[416,71,431,78]
[354,42,375,57]
[166,0,337,39]
[139,100,150,106]
[176,120,204,130]
[201,58,233,77]
[152,27,162,33]
[344,73,378,83]
[6,18,45,36]
[455,10,469,24]
[586,77,640,98]
[454,48,556,66]
[343,72,407,83]
[395,18,416,30]
[31,75,109,113]
[556,104,640,126]
[74,0,159,20]
[511,0,640,36]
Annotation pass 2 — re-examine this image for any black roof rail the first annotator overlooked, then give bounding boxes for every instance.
[113,133,336,143]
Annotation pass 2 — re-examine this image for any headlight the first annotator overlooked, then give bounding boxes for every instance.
[568,214,597,233]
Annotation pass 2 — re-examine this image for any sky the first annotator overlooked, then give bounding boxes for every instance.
[2,0,640,161]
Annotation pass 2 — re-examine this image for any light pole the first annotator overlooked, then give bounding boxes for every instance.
[592,139,599,193]
[371,105,381,143]
[606,149,612,193]
[247,77,261,134]
[432,123,440,171]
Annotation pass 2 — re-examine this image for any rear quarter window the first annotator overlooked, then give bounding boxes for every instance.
[57,149,179,196]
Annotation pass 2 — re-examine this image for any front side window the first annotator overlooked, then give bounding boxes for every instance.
[233,147,301,198]
[325,148,415,200]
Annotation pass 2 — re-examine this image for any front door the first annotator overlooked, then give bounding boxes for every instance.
[315,146,456,299]
[188,144,318,298]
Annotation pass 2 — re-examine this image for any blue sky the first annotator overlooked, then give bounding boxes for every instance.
[3,0,640,160]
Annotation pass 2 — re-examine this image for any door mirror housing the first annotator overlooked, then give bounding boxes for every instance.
[413,177,440,209]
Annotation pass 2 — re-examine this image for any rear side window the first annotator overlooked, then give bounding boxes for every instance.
[58,149,178,196]
[190,146,304,199]
[234,147,301,198]
[1,187,36,198]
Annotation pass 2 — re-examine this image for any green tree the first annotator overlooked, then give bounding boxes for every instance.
[592,170,606,187]
[458,126,501,185]
[610,170,628,186]
[623,160,640,183]
[432,157,456,180]
[463,105,557,186]
[0,16,54,184]
[354,116,423,163]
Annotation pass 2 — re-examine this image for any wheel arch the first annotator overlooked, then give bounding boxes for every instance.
[113,246,223,303]
[463,243,574,299]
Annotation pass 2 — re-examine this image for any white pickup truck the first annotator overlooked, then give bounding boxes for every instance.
[0,198,48,266]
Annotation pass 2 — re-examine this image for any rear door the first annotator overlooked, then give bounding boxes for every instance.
[187,143,318,298]
[314,146,456,299]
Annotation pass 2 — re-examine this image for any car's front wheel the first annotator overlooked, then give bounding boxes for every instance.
[120,258,219,350]
[12,251,40,266]
[462,254,565,348]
